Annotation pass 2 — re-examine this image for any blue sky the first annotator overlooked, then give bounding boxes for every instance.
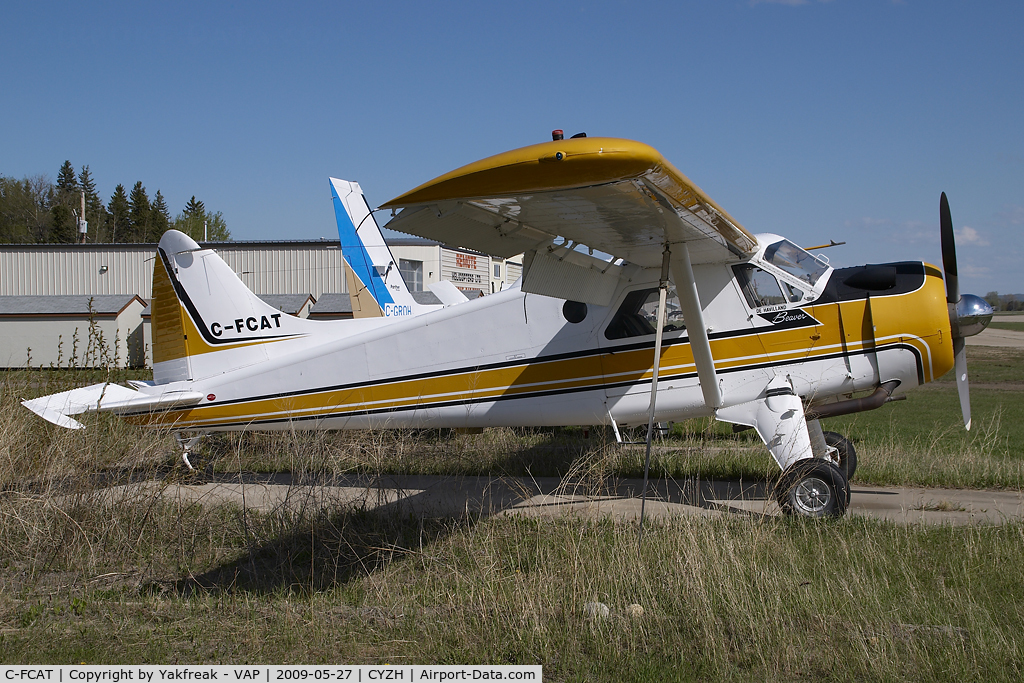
[3,1,1021,295]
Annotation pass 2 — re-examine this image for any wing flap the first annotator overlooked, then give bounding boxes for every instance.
[522,247,622,306]
[384,203,552,259]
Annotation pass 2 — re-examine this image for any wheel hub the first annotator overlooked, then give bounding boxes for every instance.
[793,476,832,514]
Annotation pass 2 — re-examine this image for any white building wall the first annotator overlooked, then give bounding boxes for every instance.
[388,245,442,290]
[2,242,521,300]
[441,249,491,295]
[0,242,347,299]
[0,301,146,369]
[490,257,524,294]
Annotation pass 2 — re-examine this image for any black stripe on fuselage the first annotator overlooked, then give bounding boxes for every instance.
[161,261,933,409]
[166,308,822,413]
[129,342,924,429]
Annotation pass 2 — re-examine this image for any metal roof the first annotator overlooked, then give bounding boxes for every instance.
[0,294,145,316]
[412,290,443,305]
[257,294,315,315]
[308,293,353,315]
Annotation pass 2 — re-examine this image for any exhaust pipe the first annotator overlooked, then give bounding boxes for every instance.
[805,380,902,421]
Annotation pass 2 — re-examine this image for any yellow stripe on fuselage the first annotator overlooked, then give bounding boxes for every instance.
[131,267,954,430]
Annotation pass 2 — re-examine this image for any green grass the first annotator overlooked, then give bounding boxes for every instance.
[5,348,1024,491]
[1,492,1023,680]
[824,388,1024,488]
[988,321,1024,332]
[3,345,1024,677]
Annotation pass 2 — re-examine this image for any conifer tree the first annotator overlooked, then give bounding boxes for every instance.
[176,195,206,240]
[128,181,151,242]
[184,196,205,218]
[49,160,80,243]
[150,190,171,241]
[56,161,78,195]
[48,204,77,243]
[107,184,130,243]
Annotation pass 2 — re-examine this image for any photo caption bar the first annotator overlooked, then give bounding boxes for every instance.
[0,666,541,683]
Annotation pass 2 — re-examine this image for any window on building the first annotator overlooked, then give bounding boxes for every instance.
[494,263,501,278]
[399,259,423,292]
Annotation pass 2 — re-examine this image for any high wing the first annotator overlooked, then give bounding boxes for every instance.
[381,137,757,274]
[382,136,758,410]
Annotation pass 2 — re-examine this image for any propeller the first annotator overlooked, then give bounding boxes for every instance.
[940,193,959,304]
[939,192,993,431]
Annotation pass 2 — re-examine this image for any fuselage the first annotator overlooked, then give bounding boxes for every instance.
[125,236,954,433]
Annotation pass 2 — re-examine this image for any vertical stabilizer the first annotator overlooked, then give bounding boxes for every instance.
[331,178,441,319]
[343,258,384,318]
[150,230,320,383]
[151,247,192,383]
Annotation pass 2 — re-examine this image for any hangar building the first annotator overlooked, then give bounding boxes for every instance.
[1,238,522,368]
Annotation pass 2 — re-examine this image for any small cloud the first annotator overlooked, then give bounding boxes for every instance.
[955,226,990,247]
[995,204,1024,226]
[847,217,933,245]
[959,262,991,278]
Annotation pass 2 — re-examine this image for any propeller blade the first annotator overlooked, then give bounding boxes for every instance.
[953,336,971,430]
[940,192,959,304]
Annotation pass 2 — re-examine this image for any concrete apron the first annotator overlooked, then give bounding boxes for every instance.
[95,474,1024,526]
[966,326,1024,348]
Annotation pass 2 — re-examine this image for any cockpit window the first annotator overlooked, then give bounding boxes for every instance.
[782,281,804,303]
[733,265,787,309]
[605,287,686,340]
[763,239,828,286]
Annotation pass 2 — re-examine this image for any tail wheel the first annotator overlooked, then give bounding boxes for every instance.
[775,459,849,518]
[823,431,857,481]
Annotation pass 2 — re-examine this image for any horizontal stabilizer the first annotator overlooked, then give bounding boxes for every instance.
[427,280,470,306]
[22,383,204,430]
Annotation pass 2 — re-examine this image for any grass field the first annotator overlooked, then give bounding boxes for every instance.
[1,348,1023,677]
[10,350,1022,490]
[988,321,1024,332]
[2,490,1024,680]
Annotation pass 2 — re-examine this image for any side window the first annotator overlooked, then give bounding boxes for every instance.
[733,264,787,309]
[605,288,686,340]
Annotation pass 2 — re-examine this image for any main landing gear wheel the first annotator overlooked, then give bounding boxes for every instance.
[775,459,849,518]
[823,431,857,481]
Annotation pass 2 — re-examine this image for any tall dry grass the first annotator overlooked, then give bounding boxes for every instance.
[2,365,1024,676]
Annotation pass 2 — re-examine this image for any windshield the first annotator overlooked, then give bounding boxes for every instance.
[762,239,828,286]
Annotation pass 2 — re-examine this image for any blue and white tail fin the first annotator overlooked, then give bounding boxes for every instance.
[331,178,453,319]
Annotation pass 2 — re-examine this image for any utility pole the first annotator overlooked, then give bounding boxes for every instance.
[77,190,88,243]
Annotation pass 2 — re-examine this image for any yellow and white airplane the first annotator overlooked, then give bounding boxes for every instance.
[23,134,993,518]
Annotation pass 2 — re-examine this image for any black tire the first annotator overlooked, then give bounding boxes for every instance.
[823,431,857,481]
[775,459,849,518]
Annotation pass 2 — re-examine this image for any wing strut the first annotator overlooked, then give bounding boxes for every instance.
[670,243,722,408]
[638,246,671,548]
